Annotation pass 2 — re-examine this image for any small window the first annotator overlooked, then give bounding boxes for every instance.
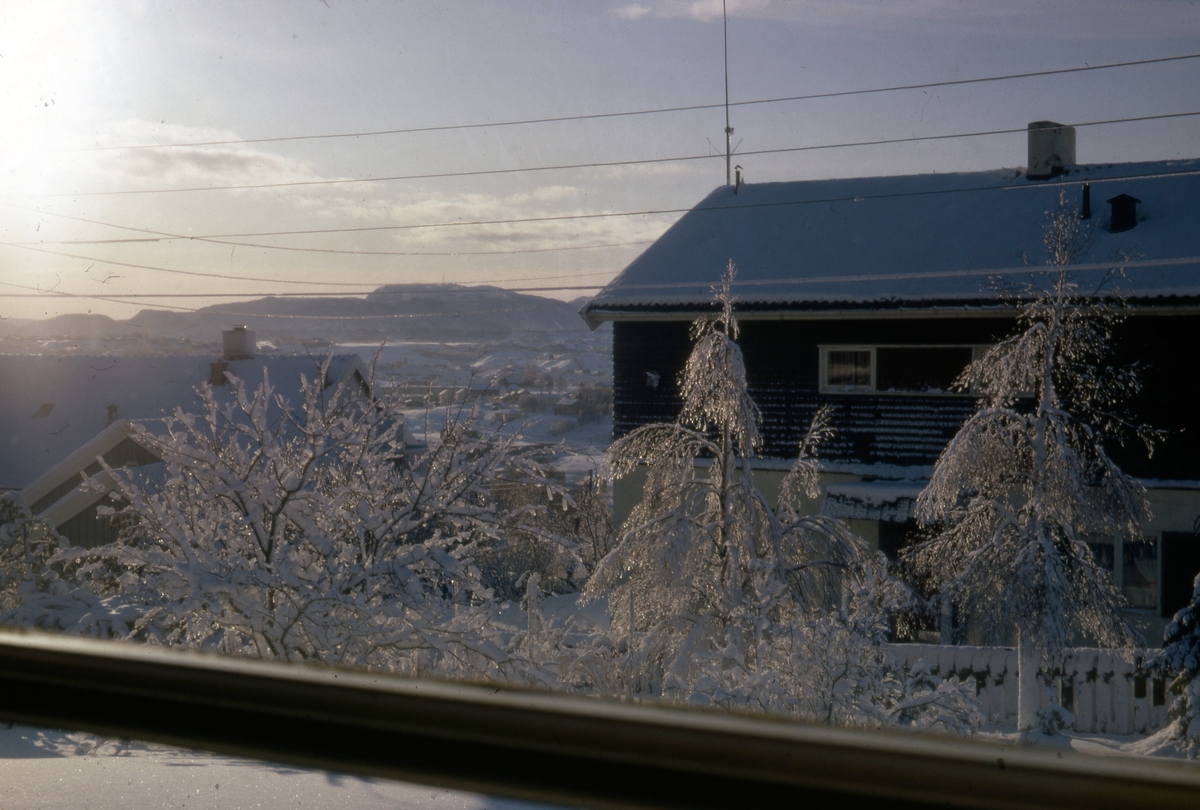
[1122,537,1159,611]
[1088,534,1159,613]
[820,347,874,392]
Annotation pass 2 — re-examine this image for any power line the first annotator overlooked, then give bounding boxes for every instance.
[23,110,1200,198]
[131,164,1200,240]
[0,242,379,287]
[5,204,653,257]
[8,163,1200,294]
[4,256,1197,311]
[0,240,622,288]
[72,52,1200,152]
[17,161,1197,273]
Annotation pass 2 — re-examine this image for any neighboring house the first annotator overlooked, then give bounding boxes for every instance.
[2,329,372,548]
[581,122,1200,639]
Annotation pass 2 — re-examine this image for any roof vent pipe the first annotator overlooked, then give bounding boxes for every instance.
[1080,183,1091,220]
[1026,121,1076,179]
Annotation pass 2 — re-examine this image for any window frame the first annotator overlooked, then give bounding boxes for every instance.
[1089,533,1162,614]
[1,629,1197,809]
[819,344,987,396]
[818,345,875,393]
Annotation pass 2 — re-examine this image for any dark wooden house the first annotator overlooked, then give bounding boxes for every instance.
[581,124,1200,638]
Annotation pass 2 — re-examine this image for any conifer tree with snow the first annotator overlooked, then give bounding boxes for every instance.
[9,359,559,676]
[1153,526,1200,755]
[907,197,1153,733]
[584,262,871,699]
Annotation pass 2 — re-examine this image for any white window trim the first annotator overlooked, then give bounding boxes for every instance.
[819,345,875,393]
[1091,533,1161,614]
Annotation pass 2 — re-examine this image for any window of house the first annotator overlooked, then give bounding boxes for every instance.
[1088,534,1160,613]
[820,346,979,394]
[821,347,874,391]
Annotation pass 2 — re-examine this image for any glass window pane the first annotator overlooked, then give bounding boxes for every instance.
[1089,536,1116,577]
[827,350,871,387]
[1122,536,1159,611]
[875,347,973,393]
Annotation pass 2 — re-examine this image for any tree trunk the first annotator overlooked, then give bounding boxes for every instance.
[1017,633,1041,733]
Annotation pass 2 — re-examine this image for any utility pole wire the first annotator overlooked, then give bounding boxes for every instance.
[69,52,1200,152]
[21,109,1200,199]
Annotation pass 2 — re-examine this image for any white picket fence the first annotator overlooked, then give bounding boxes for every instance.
[891,644,1170,734]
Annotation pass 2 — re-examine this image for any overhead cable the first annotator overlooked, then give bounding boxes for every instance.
[75,52,1200,151]
[19,110,1200,198]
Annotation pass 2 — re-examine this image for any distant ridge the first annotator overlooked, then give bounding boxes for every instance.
[0,284,589,345]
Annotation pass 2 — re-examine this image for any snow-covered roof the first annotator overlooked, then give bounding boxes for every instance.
[582,160,1200,326]
[0,353,366,490]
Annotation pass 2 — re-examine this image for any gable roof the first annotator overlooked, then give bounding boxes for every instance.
[581,159,1200,326]
[0,353,367,491]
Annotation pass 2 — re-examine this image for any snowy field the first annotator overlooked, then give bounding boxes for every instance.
[0,725,561,810]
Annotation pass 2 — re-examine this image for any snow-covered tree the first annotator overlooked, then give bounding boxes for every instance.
[584,262,872,699]
[1153,523,1200,755]
[0,493,63,613]
[907,200,1152,732]
[12,358,558,676]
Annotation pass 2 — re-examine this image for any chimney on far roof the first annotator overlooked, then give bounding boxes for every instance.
[222,325,256,361]
[1027,121,1076,179]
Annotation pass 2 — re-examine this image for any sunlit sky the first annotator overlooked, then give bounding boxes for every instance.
[2,0,1199,321]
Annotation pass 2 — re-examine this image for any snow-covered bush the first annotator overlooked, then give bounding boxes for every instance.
[1036,692,1076,736]
[10,359,559,676]
[907,199,1153,731]
[0,493,64,613]
[1153,567,1200,756]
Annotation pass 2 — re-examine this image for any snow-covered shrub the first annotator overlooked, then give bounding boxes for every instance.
[10,358,558,676]
[1152,568,1200,756]
[906,199,1154,731]
[1036,691,1076,735]
[0,493,65,613]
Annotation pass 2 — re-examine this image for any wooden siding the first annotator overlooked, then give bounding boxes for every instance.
[56,497,121,549]
[613,315,1200,478]
[30,437,160,515]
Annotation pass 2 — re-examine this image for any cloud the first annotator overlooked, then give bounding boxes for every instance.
[613,4,653,19]
[610,0,773,22]
[79,119,334,191]
[607,0,1200,36]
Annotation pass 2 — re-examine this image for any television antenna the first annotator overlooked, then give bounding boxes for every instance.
[723,0,733,186]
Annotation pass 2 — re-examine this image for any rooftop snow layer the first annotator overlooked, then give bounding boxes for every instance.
[0,354,363,489]
[582,160,1200,323]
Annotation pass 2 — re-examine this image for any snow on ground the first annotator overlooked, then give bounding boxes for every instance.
[976,727,1198,761]
[0,725,563,810]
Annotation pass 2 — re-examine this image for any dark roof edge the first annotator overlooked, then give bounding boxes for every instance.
[583,295,1200,327]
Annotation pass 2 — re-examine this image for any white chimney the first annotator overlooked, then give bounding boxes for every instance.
[1027,121,1076,179]
[222,325,256,360]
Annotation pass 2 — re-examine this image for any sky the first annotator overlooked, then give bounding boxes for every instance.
[2,0,1199,321]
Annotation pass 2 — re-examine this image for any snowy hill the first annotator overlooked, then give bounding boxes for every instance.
[0,285,590,351]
